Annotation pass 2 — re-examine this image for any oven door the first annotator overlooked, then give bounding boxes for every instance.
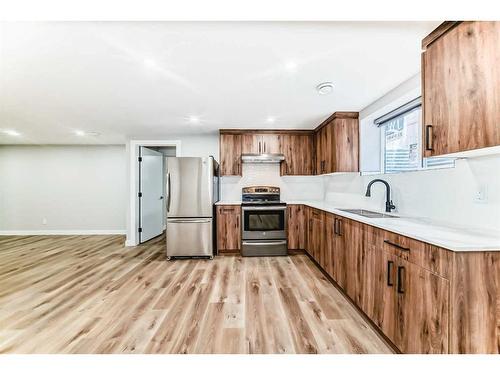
[241,205,287,240]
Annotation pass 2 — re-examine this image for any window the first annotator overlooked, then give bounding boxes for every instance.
[375,97,455,174]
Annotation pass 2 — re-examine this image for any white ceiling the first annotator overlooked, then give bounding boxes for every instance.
[0,21,439,144]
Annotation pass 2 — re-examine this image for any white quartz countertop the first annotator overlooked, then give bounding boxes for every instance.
[215,200,242,205]
[215,200,500,252]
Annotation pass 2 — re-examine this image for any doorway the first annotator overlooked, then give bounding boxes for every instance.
[126,140,181,247]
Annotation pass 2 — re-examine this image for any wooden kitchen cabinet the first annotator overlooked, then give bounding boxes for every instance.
[241,133,281,154]
[333,117,359,172]
[241,133,262,154]
[323,213,335,278]
[330,216,347,289]
[219,133,242,176]
[216,205,241,253]
[307,208,324,263]
[422,21,500,156]
[261,134,281,154]
[280,133,314,175]
[395,258,449,354]
[287,204,306,250]
[297,203,499,353]
[314,112,359,174]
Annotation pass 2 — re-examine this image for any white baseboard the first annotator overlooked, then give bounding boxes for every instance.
[0,230,126,236]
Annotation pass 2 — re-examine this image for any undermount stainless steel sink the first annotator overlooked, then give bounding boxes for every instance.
[338,209,399,218]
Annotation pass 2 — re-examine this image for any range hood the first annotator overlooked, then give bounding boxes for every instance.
[241,153,285,164]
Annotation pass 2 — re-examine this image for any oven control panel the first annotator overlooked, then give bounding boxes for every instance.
[242,186,280,194]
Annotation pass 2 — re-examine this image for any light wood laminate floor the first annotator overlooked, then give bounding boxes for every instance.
[0,234,392,354]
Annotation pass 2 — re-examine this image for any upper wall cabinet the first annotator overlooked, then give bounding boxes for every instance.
[241,133,282,154]
[219,133,242,176]
[220,130,315,176]
[315,112,359,174]
[422,21,500,157]
[219,112,358,177]
[280,133,314,176]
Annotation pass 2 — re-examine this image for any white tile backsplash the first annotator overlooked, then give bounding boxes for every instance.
[221,163,324,201]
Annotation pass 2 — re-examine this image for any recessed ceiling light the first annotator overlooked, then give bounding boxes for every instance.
[284,61,298,72]
[74,130,100,137]
[143,58,158,69]
[266,116,276,124]
[188,115,200,124]
[316,82,334,95]
[3,130,21,136]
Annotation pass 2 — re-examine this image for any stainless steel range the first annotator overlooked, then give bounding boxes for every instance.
[241,186,287,257]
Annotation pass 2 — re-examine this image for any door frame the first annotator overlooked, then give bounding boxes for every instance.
[126,139,181,247]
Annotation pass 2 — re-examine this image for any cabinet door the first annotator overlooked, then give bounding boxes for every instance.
[333,118,359,172]
[370,250,399,345]
[309,209,324,264]
[314,128,324,174]
[395,259,449,353]
[423,21,500,156]
[280,134,314,176]
[261,134,281,154]
[287,205,306,250]
[241,134,262,154]
[323,213,335,278]
[216,205,241,252]
[333,216,347,289]
[323,122,335,174]
[344,219,365,305]
[220,133,242,176]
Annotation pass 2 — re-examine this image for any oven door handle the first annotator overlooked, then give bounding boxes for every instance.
[241,206,286,211]
[242,240,287,246]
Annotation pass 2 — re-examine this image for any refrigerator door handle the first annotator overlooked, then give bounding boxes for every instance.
[168,218,212,223]
[166,172,171,212]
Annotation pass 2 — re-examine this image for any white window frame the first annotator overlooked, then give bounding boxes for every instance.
[377,98,455,174]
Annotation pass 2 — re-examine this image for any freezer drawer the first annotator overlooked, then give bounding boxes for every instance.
[166,218,213,258]
[241,240,288,257]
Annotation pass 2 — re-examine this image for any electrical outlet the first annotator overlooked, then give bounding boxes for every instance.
[473,185,488,203]
[42,218,47,225]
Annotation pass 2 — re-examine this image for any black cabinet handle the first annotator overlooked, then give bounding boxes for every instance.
[397,266,405,294]
[384,240,410,252]
[425,125,433,151]
[337,219,342,237]
[387,261,394,286]
[334,218,338,235]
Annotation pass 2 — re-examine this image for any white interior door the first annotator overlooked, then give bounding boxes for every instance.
[139,147,164,243]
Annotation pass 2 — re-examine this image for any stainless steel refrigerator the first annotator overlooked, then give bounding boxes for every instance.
[165,157,219,259]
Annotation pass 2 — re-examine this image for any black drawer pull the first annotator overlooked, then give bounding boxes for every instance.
[221,208,235,212]
[397,266,405,294]
[387,261,394,286]
[336,219,342,237]
[334,218,338,235]
[384,240,410,252]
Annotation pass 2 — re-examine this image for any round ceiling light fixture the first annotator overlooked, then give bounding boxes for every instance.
[316,82,334,95]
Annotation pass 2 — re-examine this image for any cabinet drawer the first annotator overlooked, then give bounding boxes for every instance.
[309,208,324,219]
[382,231,451,279]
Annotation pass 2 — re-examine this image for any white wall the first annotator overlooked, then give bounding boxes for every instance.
[221,164,324,202]
[0,145,127,234]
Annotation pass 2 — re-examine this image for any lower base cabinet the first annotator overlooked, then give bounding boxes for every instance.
[216,205,241,253]
[301,205,498,354]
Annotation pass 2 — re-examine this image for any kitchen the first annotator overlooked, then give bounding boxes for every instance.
[0,13,499,367]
